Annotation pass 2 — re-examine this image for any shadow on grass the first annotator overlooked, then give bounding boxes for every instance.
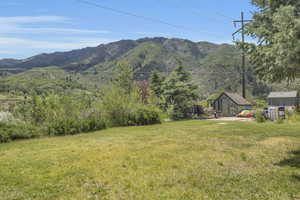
[292,175,300,182]
[276,150,300,168]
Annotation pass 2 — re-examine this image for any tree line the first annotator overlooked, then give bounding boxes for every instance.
[0,62,199,143]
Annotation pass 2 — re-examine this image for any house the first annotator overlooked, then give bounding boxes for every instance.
[213,92,252,117]
[267,91,299,109]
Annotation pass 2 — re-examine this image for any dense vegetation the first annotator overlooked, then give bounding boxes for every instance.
[0,62,204,143]
[0,63,165,143]
[150,66,198,120]
[246,0,300,82]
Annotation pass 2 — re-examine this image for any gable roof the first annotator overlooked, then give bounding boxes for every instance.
[268,91,298,98]
[215,92,252,106]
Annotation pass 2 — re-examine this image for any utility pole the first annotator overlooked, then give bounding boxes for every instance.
[232,12,252,99]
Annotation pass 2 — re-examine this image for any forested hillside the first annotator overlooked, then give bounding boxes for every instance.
[0,37,270,98]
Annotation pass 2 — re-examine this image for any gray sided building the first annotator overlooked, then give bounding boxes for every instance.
[268,91,299,108]
[213,92,252,117]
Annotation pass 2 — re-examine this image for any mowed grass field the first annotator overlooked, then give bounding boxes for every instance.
[1,121,300,200]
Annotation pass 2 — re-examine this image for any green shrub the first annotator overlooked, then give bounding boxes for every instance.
[255,111,266,123]
[47,114,106,136]
[100,85,161,127]
[80,114,107,132]
[129,106,161,126]
[47,118,79,136]
[253,99,267,109]
[102,104,161,127]
[167,104,190,120]
[0,122,40,143]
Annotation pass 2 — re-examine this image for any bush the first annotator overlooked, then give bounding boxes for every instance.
[0,122,40,143]
[47,118,79,136]
[102,104,161,127]
[255,111,266,123]
[47,114,106,136]
[80,113,107,132]
[100,85,161,127]
[129,106,161,126]
[253,99,267,109]
[167,104,191,120]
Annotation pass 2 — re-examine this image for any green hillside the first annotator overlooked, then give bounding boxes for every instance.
[0,37,270,97]
[0,67,87,94]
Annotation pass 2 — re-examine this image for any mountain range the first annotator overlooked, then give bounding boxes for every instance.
[0,37,272,98]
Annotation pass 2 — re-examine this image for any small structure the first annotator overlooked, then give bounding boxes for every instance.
[268,91,299,108]
[266,91,299,120]
[213,92,252,117]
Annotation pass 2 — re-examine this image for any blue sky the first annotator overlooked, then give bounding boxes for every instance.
[0,0,254,59]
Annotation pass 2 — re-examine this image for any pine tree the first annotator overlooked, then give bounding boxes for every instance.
[149,70,165,99]
[114,62,134,93]
[161,66,198,120]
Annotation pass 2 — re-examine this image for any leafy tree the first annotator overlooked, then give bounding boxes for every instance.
[114,62,134,93]
[245,0,300,82]
[161,66,198,120]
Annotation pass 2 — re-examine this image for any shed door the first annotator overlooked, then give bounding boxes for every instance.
[222,101,231,117]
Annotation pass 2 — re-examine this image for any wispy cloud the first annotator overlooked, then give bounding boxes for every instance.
[0,37,115,50]
[0,36,117,58]
[0,16,69,23]
[0,2,24,7]
[0,15,113,58]
[0,16,110,34]
[0,27,110,34]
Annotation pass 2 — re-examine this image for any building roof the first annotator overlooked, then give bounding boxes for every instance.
[225,92,252,105]
[215,92,252,106]
[268,91,298,98]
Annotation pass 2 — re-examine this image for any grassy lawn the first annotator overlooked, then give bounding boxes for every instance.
[1,120,300,200]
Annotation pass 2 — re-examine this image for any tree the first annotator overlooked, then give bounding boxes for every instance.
[161,66,198,120]
[245,0,300,82]
[114,62,134,93]
[137,80,149,104]
[149,70,165,99]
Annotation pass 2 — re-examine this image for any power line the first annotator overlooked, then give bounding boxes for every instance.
[150,0,232,25]
[76,0,227,39]
[216,12,235,21]
[77,0,185,30]
[195,12,231,25]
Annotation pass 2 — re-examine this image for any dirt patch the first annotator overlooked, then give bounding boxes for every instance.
[259,137,292,146]
[208,117,254,122]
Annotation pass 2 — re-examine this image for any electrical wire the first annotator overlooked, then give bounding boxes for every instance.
[77,0,186,30]
[76,0,227,39]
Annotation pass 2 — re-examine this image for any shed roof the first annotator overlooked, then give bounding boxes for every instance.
[215,92,252,106]
[268,91,298,98]
[225,92,252,105]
